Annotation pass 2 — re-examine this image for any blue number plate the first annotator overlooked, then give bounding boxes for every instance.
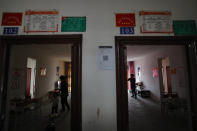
[3,27,18,34]
[120,27,134,34]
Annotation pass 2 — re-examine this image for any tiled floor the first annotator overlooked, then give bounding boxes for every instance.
[8,95,71,131]
[8,93,190,131]
[128,93,190,131]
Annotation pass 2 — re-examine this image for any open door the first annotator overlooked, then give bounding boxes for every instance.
[116,45,128,131]
[115,36,197,131]
[166,66,172,93]
[26,68,31,97]
[187,41,197,131]
[0,35,82,131]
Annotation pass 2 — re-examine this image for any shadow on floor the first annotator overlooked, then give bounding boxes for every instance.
[128,93,190,131]
[8,95,71,131]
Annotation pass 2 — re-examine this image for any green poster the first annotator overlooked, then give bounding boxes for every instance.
[61,17,86,32]
[173,20,197,35]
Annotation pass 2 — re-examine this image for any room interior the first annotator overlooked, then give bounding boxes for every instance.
[126,45,190,131]
[6,44,72,131]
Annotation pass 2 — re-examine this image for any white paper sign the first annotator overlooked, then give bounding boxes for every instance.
[98,46,114,70]
[24,10,59,32]
[139,11,173,33]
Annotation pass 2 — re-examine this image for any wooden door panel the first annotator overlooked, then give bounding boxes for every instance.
[166,66,172,93]
[187,41,197,131]
[0,42,9,130]
[116,45,128,131]
[26,68,31,97]
[71,44,82,131]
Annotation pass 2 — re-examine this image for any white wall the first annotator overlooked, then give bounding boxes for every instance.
[1,0,197,130]
[133,46,189,101]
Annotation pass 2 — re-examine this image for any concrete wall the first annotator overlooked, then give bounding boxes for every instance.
[133,46,189,102]
[1,0,197,130]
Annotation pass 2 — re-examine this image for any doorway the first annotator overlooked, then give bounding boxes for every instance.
[27,57,36,98]
[158,57,172,94]
[115,36,197,131]
[0,35,82,131]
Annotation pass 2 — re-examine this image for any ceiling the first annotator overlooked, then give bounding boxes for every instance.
[32,44,71,61]
[127,45,178,61]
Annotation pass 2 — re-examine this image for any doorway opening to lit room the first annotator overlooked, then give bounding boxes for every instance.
[115,36,197,131]
[0,35,82,131]
[26,57,37,99]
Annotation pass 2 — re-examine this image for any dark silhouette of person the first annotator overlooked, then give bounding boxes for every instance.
[128,74,137,98]
[59,75,70,111]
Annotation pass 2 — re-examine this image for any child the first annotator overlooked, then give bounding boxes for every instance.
[51,92,59,115]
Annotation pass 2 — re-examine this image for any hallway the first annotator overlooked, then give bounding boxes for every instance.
[128,93,190,131]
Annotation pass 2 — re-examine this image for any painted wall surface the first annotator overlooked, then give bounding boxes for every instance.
[59,61,65,77]
[1,0,197,131]
[133,46,189,101]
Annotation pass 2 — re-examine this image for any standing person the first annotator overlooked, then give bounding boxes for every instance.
[59,75,70,112]
[128,74,137,98]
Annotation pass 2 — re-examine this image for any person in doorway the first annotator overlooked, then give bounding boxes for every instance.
[59,75,70,112]
[128,74,137,98]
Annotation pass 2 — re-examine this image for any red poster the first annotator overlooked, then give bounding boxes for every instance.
[1,12,23,26]
[116,13,135,27]
[152,68,159,78]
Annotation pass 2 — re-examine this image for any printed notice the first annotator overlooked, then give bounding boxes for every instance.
[24,10,59,32]
[98,46,114,70]
[139,11,173,33]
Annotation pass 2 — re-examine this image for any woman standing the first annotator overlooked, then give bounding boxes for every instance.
[59,75,70,111]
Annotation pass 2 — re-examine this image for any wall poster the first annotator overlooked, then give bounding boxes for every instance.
[61,17,86,32]
[98,46,114,70]
[139,11,173,33]
[116,13,136,27]
[173,20,197,35]
[24,10,59,32]
[152,67,159,78]
[1,12,23,26]
[10,68,25,89]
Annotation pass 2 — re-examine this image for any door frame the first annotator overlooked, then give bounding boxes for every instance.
[115,36,197,131]
[0,35,82,131]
